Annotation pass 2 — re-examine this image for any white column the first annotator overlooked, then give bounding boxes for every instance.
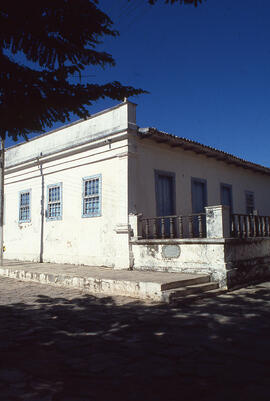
[205,205,231,238]
[114,152,130,269]
[129,214,139,239]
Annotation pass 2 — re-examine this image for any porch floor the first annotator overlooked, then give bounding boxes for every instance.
[0,260,217,302]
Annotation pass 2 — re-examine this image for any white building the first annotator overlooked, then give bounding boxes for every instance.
[4,100,270,286]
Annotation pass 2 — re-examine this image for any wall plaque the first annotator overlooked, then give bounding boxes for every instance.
[162,245,180,259]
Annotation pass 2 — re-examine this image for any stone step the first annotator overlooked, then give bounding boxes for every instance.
[162,281,220,303]
[160,275,210,291]
[168,288,227,304]
[0,260,221,302]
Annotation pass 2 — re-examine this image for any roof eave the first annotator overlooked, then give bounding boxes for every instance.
[137,127,270,176]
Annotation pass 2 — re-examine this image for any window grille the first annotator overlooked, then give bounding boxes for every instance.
[245,191,255,214]
[19,190,31,222]
[47,184,62,220]
[82,175,101,217]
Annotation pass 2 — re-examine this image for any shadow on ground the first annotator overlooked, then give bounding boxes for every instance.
[0,283,270,401]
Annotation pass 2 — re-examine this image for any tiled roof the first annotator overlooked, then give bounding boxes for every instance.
[138,127,270,176]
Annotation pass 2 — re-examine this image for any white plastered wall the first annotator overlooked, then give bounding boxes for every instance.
[129,136,270,218]
[4,102,136,269]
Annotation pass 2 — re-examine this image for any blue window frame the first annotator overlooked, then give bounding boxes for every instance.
[82,175,101,217]
[19,190,31,222]
[245,191,255,214]
[47,183,63,220]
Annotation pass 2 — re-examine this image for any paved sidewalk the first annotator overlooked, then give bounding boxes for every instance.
[0,259,209,301]
[0,277,269,401]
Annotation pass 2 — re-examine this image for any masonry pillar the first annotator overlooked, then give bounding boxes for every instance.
[205,205,231,238]
[128,214,138,239]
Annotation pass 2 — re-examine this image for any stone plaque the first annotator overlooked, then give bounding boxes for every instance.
[162,245,180,259]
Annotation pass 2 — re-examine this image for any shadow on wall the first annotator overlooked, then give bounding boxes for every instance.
[0,285,270,400]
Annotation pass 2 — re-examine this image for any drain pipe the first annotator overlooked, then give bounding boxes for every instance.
[37,155,44,263]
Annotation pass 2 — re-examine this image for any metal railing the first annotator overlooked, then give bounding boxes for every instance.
[140,213,206,239]
[231,214,270,238]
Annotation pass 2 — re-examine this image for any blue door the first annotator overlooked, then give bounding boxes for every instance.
[192,179,207,213]
[221,184,233,212]
[155,171,175,236]
[191,178,207,235]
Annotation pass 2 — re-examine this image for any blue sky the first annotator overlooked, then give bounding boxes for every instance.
[7,0,270,167]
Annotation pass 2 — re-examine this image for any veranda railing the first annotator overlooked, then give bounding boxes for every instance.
[231,214,270,238]
[140,213,206,239]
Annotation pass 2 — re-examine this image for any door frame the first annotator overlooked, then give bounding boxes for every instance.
[154,169,176,217]
[191,177,207,214]
[220,183,233,213]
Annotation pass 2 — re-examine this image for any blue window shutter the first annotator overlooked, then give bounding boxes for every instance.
[82,174,102,218]
[46,183,63,221]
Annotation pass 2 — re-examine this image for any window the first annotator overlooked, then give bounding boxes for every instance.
[220,183,233,212]
[155,170,176,237]
[47,183,62,220]
[82,175,101,217]
[155,170,176,217]
[245,191,255,214]
[19,190,31,222]
[191,178,207,213]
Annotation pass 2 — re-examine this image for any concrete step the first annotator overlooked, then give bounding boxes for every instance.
[162,281,220,303]
[0,260,221,302]
[161,275,210,291]
[169,288,227,304]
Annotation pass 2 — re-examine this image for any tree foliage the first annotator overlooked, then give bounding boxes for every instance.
[0,0,202,141]
[0,0,145,141]
[148,0,202,5]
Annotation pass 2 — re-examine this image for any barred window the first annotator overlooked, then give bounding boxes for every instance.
[19,190,31,222]
[47,183,62,220]
[245,191,255,214]
[82,175,101,217]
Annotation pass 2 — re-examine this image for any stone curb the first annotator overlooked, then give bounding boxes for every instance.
[0,267,163,301]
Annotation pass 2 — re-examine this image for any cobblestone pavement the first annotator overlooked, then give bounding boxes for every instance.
[0,277,270,401]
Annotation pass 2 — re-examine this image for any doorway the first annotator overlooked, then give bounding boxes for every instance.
[155,170,175,236]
